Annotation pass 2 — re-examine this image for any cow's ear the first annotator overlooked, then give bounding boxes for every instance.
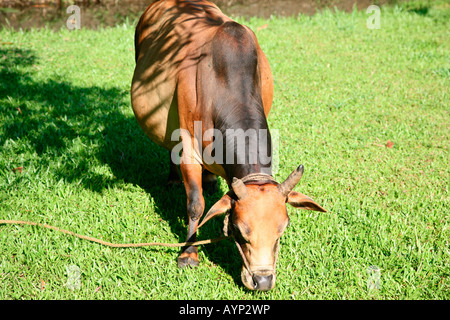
[198,193,233,229]
[287,191,327,212]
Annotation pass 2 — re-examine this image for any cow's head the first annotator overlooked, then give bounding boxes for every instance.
[198,165,326,291]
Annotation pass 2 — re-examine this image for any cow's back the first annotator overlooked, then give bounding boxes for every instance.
[131,0,273,160]
[131,0,229,149]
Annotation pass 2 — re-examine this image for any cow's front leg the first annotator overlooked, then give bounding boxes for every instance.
[178,161,205,268]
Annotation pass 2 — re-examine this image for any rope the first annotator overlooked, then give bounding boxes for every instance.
[240,172,277,184]
[0,220,230,248]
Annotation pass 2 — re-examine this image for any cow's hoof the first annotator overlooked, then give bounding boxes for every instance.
[177,253,199,268]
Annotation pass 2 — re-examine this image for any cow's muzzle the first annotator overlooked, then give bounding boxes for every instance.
[234,238,279,291]
[241,267,276,291]
[253,273,274,291]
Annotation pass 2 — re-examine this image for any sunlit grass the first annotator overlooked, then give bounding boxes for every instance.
[0,2,448,299]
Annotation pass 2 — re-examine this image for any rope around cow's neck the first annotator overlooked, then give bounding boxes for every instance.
[0,219,230,248]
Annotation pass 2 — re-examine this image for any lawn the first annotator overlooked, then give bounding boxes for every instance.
[0,1,448,299]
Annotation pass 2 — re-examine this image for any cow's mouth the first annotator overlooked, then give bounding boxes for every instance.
[241,266,257,290]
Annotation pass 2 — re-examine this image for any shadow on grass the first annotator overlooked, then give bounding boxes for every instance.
[0,47,243,288]
[407,6,429,16]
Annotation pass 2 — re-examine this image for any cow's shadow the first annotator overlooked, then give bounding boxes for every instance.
[98,107,243,287]
[0,46,243,288]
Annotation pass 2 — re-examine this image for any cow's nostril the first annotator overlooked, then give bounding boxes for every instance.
[252,274,273,291]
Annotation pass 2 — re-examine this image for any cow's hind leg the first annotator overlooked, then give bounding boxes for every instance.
[167,151,182,185]
[178,161,205,268]
[202,169,218,194]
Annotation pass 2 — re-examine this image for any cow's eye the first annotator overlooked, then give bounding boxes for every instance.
[236,231,250,244]
[232,223,250,244]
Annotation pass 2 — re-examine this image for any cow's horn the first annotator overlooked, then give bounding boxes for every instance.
[232,177,248,200]
[279,165,304,196]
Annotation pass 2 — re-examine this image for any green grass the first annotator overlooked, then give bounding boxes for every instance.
[0,2,449,299]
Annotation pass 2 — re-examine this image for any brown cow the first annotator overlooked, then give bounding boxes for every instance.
[131,0,326,291]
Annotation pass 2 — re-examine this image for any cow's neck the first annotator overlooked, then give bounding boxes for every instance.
[208,21,273,180]
[214,101,273,180]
